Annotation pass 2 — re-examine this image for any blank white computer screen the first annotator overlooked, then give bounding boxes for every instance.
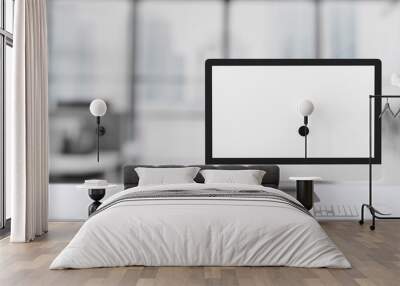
[206,60,380,164]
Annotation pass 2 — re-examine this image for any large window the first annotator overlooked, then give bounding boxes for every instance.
[135,0,223,110]
[133,0,223,164]
[230,1,316,58]
[48,0,400,184]
[321,1,400,89]
[0,0,13,230]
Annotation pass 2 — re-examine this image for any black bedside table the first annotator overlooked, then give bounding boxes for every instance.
[289,177,321,210]
[77,184,118,216]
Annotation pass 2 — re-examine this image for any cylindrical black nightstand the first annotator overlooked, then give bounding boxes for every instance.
[289,177,321,210]
[77,184,118,216]
[88,189,106,215]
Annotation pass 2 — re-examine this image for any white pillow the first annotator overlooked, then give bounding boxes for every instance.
[135,167,201,186]
[200,169,266,185]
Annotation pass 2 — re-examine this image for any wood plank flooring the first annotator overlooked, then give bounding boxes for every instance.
[0,221,399,286]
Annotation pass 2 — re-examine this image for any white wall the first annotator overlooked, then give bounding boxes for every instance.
[49,181,400,221]
[49,184,122,221]
[134,110,205,164]
[48,105,400,220]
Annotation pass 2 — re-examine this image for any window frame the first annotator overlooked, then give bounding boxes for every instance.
[0,0,13,231]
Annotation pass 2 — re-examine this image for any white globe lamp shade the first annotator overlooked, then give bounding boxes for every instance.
[90,99,107,117]
[299,100,314,116]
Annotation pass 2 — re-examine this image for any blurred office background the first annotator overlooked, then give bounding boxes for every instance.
[48,0,400,183]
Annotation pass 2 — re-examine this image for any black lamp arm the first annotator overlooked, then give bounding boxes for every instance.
[96,116,106,136]
[298,116,310,159]
[95,116,106,162]
[298,116,309,137]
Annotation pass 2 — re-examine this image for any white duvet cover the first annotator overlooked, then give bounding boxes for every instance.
[50,183,350,269]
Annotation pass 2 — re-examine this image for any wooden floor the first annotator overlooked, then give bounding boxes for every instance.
[0,221,399,286]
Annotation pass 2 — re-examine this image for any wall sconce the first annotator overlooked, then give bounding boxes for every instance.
[89,99,107,162]
[298,99,314,158]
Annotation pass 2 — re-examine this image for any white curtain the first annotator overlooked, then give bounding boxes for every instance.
[8,0,49,242]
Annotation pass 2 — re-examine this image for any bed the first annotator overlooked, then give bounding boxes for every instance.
[50,165,350,269]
